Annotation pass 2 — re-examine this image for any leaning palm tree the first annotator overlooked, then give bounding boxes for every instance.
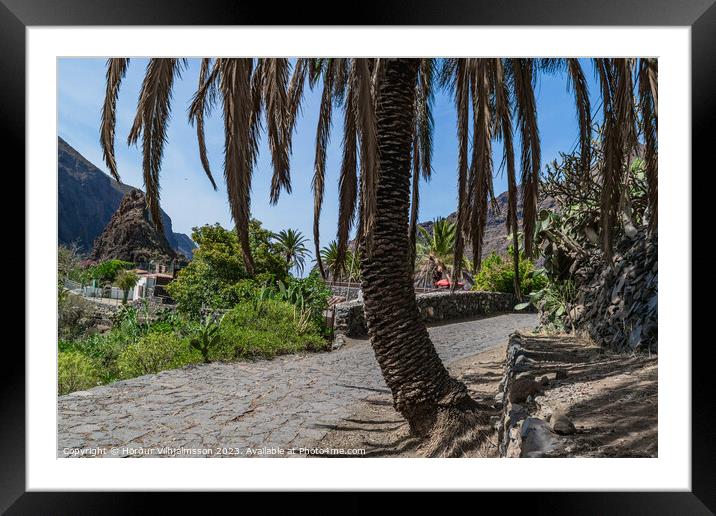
[100,57,656,455]
[273,228,309,276]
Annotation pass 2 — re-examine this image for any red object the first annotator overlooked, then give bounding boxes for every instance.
[434,279,463,288]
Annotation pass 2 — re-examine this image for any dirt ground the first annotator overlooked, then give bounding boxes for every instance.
[518,334,658,458]
[317,335,658,458]
[317,344,507,458]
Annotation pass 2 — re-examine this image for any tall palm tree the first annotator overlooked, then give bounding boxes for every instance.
[100,57,657,454]
[273,229,309,276]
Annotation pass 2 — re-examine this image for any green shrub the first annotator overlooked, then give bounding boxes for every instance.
[472,251,547,294]
[274,272,331,333]
[516,279,578,332]
[115,269,139,304]
[116,332,200,379]
[58,292,93,340]
[90,259,134,284]
[59,307,203,384]
[60,330,135,383]
[215,299,327,360]
[166,221,288,318]
[58,351,101,395]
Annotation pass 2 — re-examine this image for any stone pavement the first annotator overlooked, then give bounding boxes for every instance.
[57,313,537,457]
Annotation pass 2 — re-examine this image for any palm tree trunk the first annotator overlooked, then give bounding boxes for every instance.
[360,59,476,441]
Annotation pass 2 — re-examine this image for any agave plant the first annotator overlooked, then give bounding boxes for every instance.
[189,315,224,364]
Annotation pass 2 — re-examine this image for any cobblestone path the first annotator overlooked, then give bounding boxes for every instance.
[57,313,537,457]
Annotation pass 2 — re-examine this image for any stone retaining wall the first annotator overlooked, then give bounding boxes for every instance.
[496,333,581,458]
[333,290,517,340]
[79,296,177,332]
[496,333,532,457]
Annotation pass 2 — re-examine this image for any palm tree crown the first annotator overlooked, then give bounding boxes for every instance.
[273,228,309,276]
[100,57,657,290]
[415,218,457,284]
[320,240,361,282]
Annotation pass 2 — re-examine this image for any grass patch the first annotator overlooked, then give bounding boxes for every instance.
[215,299,328,360]
[58,300,328,395]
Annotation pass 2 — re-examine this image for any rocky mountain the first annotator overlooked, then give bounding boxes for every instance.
[90,189,178,264]
[58,137,195,258]
[418,189,557,260]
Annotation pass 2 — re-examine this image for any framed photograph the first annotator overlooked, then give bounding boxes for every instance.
[7,0,710,510]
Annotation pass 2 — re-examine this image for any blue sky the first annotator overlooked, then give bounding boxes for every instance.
[58,58,600,256]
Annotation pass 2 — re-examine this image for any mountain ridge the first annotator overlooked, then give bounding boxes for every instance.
[90,189,179,264]
[58,137,195,258]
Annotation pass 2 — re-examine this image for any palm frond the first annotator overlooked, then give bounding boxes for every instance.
[371,58,385,107]
[336,61,359,276]
[639,58,658,230]
[451,59,470,285]
[218,58,255,274]
[354,58,380,251]
[511,58,541,259]
[567,58,592,177]
[468,59,493,273]
[311,59,337,279]
[286,58,308,138]
[332,58,349,105]
[188,58,219,190]
[416,58,434,179]
[494,58,521,299]
[437,58,458,90]
[262,58,291,204]
[100,58,129,182]
[308,58,324,88]
[248,59,264,183]
[127,58,185,235]
[596,58,639,258]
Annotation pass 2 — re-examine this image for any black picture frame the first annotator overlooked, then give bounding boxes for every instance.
[5,0,710,511]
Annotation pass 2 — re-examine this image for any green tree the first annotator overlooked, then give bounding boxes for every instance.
[90,259,134,284]
[166,221,287,317]
[115,269,139,304]
[58,244,81,281]
[320,241,361,282]
[273,228,310,276]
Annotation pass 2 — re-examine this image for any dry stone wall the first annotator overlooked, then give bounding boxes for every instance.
[333,290,517,342]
